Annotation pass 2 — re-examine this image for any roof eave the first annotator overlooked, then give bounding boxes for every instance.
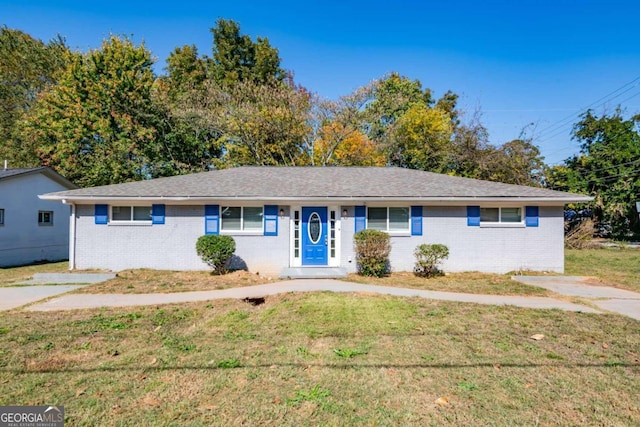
[40,194,594,205]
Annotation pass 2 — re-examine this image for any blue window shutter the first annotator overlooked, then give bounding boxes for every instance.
[411,206,423,236]
[525,206,539,227]
[205,205,219,235]
[467,206,480,226]
[152,204,165,224]
[264,205,278,236]
[355,206,366,232]
[95,204,108,224]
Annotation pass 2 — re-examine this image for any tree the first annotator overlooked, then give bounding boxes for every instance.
[307,82,376,166]
[157,19,297,171]
[0,27,68,167]
[209,18,286,86]
[387,104,454,172]
[449,111,492,178]
[313,122,385,166]
[22,36,163,187]
[163,44,207,100]
[365,72,433,142]
[188,79,312,167]
[548,109,640,236]
[154,45,223,174]
[484,139,546,186]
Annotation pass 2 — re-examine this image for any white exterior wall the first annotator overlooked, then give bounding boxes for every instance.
[74,203,565,275]
[0,173,71,267]
[74,204,290,276]
[340,205,565,274]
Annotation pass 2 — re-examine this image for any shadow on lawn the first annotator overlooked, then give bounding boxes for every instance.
[3,360,636,374]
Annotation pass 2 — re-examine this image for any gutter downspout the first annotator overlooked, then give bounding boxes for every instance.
[69,202,76,270]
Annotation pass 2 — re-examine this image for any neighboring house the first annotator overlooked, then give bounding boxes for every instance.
[40,167,591,276]
[0,167,77,267]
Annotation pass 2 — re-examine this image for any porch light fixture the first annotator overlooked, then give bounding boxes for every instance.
[279,208,285,218]
[342,208,348,218]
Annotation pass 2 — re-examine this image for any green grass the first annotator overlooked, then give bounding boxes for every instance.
[565,248,640,292]
[0,293,638,425]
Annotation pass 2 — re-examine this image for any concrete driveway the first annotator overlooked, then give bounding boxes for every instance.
[512,276,640,320]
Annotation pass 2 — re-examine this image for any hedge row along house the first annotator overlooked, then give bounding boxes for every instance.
[40,167,591,277]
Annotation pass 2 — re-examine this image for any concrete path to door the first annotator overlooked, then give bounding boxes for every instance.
[512,276,640,320]
[3,273,638,322]
[25,279,601,314]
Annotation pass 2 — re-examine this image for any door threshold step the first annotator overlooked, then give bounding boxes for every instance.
[280,267,348,279]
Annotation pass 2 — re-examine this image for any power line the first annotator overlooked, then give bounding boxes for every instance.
[542,98,640,165]
[535,76,640,140]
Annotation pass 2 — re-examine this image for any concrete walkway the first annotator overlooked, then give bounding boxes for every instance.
[4,273,638,321]
[17,272,116,284]
[0,285,90,311]
[25,279,601,314]
[512,276,640,320]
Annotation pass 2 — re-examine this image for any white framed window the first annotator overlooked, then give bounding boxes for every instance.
[38,210,54,226]
[0,208,4,225]
[111,206,152,222]
[367,207,410,232]
[293,209,300,259]
[221,206,263,232]
[480,207,522,224]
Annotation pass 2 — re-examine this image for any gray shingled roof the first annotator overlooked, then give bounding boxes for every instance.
[1,167,77,189]
[40,167,591,203]
[0,167,45,180]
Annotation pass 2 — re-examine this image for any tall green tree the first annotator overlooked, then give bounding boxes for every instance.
[22,36,163,187]
[158,19,293,171]
[0,27,68,166]
[154,45,223,174]
[209,18,286,86]
[548,109,640,236]
[163,45,207,100]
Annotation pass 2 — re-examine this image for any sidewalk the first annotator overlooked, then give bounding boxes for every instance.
[512,276,640,320]
[25,279,601,314]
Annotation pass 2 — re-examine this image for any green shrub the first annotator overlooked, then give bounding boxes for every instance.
[413,243,449,277]
[196,235,236,275]
[353,229,391,277]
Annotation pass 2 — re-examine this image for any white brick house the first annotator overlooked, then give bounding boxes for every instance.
[1,167,77,267]
[40,167,591,276]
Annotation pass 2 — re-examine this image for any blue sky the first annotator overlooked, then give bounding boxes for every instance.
[3,0,640,165]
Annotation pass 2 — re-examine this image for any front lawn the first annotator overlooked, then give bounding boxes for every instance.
[0,294,638,425]
[565,248,640,292]
[344,271,551,296]
[73,269,278,294]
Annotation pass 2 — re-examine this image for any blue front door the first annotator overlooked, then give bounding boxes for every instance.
[302,207,328,265]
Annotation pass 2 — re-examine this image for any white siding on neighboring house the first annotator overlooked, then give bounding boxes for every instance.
[0,172,72,267]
